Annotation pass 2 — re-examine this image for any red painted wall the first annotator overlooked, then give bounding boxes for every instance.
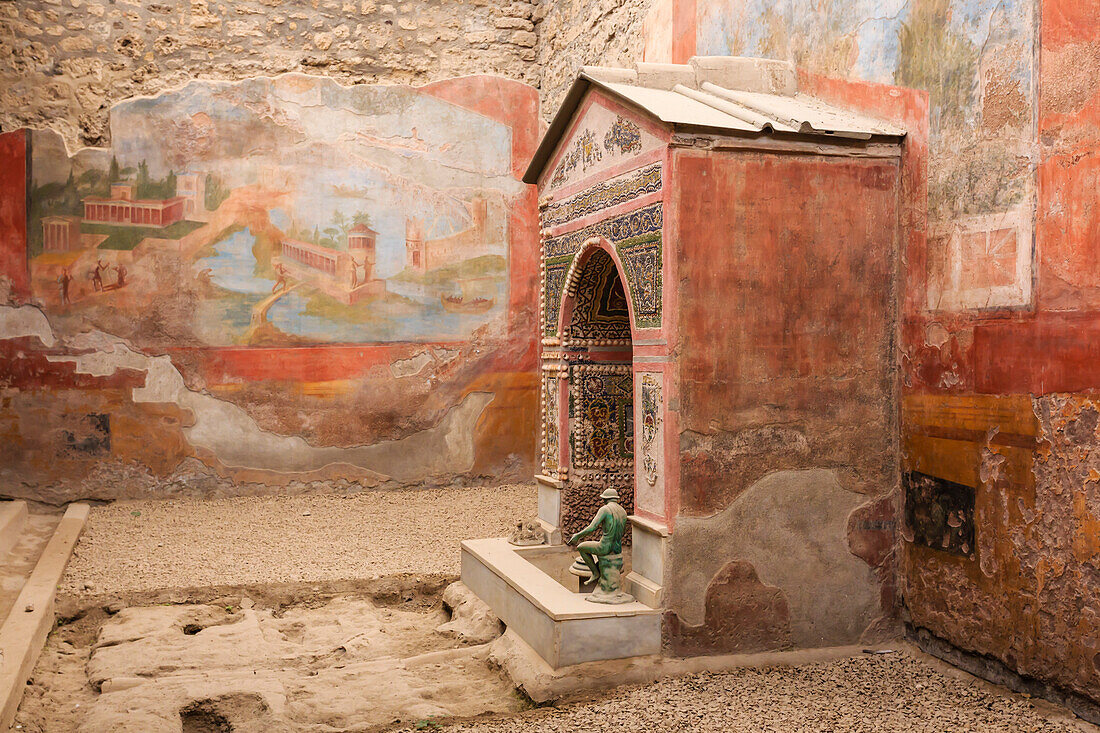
[673,149,901,512]
[0,130,29,300]
[796,0,1100,709]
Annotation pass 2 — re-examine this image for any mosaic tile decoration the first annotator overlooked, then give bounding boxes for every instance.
[543,259,571,335]
[542,374,559,472]
[550,128,604,189]
[541,163,662,228]
[544,202,663,258]
[570,365,634,469]
[569,248,632,340]
[617,232,662,328]
[603,115,643,156]
[542,202,663,335]
[640,373,662,487]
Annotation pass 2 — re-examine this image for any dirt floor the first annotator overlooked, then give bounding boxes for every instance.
[59,484,537,595]
[11,483,1099,732]
[396,651,1097,733]
[0,509,60,622]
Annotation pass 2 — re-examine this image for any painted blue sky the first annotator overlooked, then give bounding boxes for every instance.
[697,0,1034,90]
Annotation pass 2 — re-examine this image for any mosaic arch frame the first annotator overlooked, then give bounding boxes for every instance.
[556,237,638,343]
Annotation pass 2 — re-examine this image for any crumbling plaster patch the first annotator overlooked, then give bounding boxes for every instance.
[1,303,495,484]
[666,469,881,647]
[0,303,57,347]
[390,351,434,379]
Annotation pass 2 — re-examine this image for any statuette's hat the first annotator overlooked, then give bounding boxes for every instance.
[600,488,620,500]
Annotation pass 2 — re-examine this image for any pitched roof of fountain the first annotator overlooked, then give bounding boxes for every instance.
[523,56,906,184]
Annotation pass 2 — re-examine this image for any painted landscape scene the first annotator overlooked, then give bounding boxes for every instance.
[27,75,525,347]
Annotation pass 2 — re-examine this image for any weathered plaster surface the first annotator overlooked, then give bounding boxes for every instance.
[0,303,505,501]
[698,0,1038,314]
[664,559,793,657]
[0,0,541,150]
[666,144,902,654]
[534,0,656,120]
[902,392,1099,705]
[666,469,880,648]
[0,304,56,347]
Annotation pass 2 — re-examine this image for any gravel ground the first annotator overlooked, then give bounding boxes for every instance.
[405,652,1094,733]
[60,484,536,595]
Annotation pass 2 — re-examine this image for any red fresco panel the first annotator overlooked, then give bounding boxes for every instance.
[799,72,930,321]
[974,314,1100,395]
[672,0,698,65]
[0,129,30,300]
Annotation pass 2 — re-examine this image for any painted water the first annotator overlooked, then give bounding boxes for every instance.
[194,226,505,345]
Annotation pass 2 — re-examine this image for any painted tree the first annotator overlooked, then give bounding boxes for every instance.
[895,0,978,136]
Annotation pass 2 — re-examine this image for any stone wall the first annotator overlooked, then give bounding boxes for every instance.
[0,0,541,149]
[533,0,655,119]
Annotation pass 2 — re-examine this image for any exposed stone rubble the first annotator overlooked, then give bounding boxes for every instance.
[436,581,505,644]
[0,0,544,149]
[533,0,654,119]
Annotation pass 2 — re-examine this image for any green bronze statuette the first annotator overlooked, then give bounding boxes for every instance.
[568,487,634,604]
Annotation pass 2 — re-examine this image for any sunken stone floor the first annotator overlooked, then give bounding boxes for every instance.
[11,484,1097,733]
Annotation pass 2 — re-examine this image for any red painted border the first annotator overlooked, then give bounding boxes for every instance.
[0,130,30,300]
[672,0,698,65]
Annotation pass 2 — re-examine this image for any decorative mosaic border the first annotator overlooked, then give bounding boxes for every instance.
[541,163,662,228]
[541,202,664,335]
[544,202,662,258]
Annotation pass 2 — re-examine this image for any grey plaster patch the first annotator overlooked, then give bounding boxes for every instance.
[391,351,434,378]
[0,304,57,347]
[666,469,879,647]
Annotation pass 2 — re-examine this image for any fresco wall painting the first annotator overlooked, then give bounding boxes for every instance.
[684,0,1100,710]
[697,0,1038,314]
[0,74,541,500]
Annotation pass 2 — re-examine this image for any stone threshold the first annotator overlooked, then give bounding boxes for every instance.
[0,503,90,731]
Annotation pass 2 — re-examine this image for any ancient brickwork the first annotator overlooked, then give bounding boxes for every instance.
[0,0,540,148]
[533,0,655,119]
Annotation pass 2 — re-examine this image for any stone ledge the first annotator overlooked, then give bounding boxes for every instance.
[0,503,90,731]
[461,537,660,668]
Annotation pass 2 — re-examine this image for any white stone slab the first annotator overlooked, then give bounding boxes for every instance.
[461,538,661,668]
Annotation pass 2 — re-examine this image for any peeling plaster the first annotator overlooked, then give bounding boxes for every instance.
[667,469,880,647]
[6,304,495,483]
[0,304,57,347]
[390,351,434,379]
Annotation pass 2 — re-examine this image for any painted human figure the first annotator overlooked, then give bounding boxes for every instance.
[350,259,360,289]
[57,268,72,304]
[272,263,288,293]
[91,260,106,292]
[568,487,627,584]
[113,264,127,288]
